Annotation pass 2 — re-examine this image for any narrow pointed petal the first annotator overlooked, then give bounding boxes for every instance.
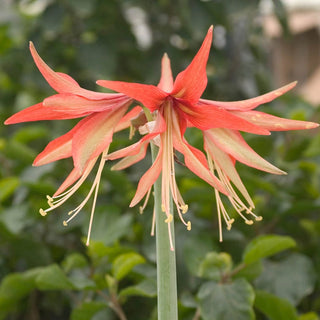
[30,42,118,100]
[178,101,270,135]
[204,138,254,207]
[4,103,82,124]
[43,93,131,115]
[205,128,286,174]
[230,110,319,131]
[129,149,163,207]
[170,112,228,194]
[97,80,168,111]
[174,136,228,194]
[72,105,129,171]
[158,53,174,92]
[199,82,297,111]
[171,26,213,102]
[111,141,149,170]
[30,42,83,95]
[33,128,76,166]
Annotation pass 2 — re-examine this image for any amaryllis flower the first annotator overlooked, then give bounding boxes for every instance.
[97,26,318,245]
[5,42,138,245]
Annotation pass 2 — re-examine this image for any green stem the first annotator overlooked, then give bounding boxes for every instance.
[151,143,178,320]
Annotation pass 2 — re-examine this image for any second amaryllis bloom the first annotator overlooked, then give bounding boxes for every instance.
[98,26,318,245]
[5,43,138,245]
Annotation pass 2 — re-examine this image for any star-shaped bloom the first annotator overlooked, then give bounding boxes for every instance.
[97,26,318,244]
[5,43,138,245]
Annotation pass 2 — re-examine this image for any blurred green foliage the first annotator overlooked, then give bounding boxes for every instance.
[0,0,319,319]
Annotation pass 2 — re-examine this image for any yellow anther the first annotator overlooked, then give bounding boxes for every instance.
[63,221,68,226]
[229,218,235,225]
[139,206,144,214]
[161,204,166,212]
[227,224,232,231]
[165,214,173,223]
[39,208,47,216]
[245,220,254,225]
[187,221,191,231]
[68,211,73,216]
[255,216,263,221]
[46,195,54,207]
[182,204,188,214]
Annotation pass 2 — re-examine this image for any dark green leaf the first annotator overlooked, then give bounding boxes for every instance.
[198,251,232,280]
[35,264,74,290]
[0,177,19,202]
[62,253,88,273]
[254,290,298,320]
[243,235,296,264]
[112,252,145,281]
[71,302,107,320]
[255,253,316,305]
[0,205,28,234]
[198,279,255,320]
[119,278,157,298]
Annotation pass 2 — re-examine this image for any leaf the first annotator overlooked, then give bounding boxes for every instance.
[69,270,97,290]
[233,261,263,281]
[0,268,44,318]
[0,177,19,202]
[183,232,215,276]
[198,279,255,320]
[0,272,37,316]
[243,235,296,264]
[254,290,298,320]
[119,278,157,298]
[87,206,133,246]
[0,205,28,234]
[71,302,107,320]
[255,253,316,305]
[35,264,74,290]
[198,251,232,280]
[112,252,145,281]
[62,253,88,273]
[299,312,319,320]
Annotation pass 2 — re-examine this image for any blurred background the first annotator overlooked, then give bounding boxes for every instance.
[0,0,319,319]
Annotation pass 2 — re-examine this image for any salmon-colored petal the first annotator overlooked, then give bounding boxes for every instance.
[33,128,76,166]
[72,105,129,171]
[4,103,83,124]
[97,80,168,111]
[171,26,213,102]
[205,128,285,174]
[178,100,270,135]
[158,53,174,92]
[230,110,319,131]
[129,148,163,207]
[204,138,254,207]
[115,106,143,132]
[30,42,118,100]
[170,112,228,194]
[43,93,131,115]
[199,82,297,111]
[111,141,150,170]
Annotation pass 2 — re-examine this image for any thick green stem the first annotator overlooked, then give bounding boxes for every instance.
[151,143,178,320]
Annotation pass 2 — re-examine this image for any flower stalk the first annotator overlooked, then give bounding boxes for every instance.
[151,142,178,320]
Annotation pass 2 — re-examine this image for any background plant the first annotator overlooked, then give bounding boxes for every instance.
[0,0,319,319]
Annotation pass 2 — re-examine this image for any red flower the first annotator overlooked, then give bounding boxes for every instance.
[5,43,138,245]
[97,26,319,244]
